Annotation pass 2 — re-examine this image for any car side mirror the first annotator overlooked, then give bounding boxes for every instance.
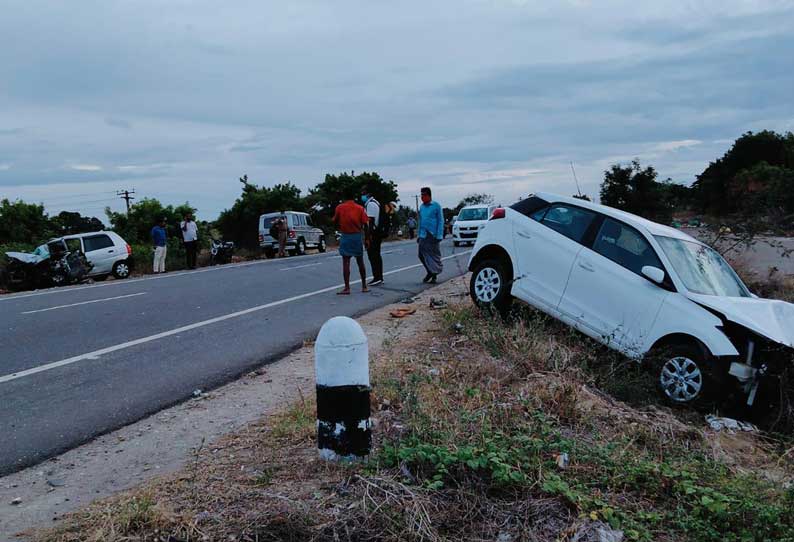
[641,265,665,284]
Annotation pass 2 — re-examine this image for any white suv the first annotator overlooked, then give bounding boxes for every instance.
[468,192,794,406]
[453,204,497,246]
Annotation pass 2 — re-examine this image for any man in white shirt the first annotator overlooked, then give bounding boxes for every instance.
[361,186,384,286]
[180,212,199,269]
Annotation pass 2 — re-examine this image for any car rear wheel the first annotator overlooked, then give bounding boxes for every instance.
[469,258,512,314]
[112,260,131,279]
[296,238,306,256]
[318,237,327,253]
[264,248,275,259]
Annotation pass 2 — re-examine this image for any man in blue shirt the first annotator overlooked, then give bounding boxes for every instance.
[417,186,444,283]
[151,217,168,273]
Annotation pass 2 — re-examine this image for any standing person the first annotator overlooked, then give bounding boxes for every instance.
[181,212,198,269]
[361,186,384,286]
[151,217,168,274]
[332,190,370,295]
[417,187,444,284]
[407,215,417,239]
[276,215,288,257]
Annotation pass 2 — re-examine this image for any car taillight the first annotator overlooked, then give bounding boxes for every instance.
[491,208,506,220]
[126,243,132,255]
[288,230,296,238]
[258,233,264,242]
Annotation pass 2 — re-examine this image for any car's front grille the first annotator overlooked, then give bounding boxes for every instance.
[460,232,478,239]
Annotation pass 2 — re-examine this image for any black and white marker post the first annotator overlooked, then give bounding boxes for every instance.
[315,316,371,461]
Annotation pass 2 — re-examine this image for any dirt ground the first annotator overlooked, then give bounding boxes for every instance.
[0,275,470,541]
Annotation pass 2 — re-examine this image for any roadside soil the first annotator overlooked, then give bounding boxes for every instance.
[0,275,468,540]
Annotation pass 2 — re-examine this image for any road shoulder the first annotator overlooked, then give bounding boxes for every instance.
[0,275,467,541]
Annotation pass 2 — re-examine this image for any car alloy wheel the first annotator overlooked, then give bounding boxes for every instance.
[474,267,501,303]
[659,356,703,403]
[114,262,130,279]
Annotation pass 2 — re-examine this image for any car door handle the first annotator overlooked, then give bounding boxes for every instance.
[108,250,115,253]
[517,230,532,239]
[578,261,594,272]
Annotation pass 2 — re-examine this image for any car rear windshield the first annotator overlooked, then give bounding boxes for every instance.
[510,196,548,217]
[655,236,750,297]
[262,216,285,228]
[458,208,489,221]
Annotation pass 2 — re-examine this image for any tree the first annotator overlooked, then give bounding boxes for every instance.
[599,159,679,223]
[216,179,305,249]
[0,199,53,245]
[455,193,494,212]
[692,130,794,214]
[51,211,104,235]
[106,198,197,245]
[307,171,399,231]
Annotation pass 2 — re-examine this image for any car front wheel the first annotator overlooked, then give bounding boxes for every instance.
[469,259,512,314]
[650,343,721,406]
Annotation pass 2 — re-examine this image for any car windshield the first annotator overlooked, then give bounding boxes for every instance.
[458,208,488,221]
[655,236,750,297]
[33,244,49,258]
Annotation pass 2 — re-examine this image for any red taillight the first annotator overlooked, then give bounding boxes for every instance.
[288,230,296,238]
[258,233,264,242]
[491,208,506,220]
[126,243,132,255]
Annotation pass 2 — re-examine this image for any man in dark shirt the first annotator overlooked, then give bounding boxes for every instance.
[151,217,168,273]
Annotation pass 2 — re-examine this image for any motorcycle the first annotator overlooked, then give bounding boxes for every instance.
[2,239,93,291]
[209,238,235,265]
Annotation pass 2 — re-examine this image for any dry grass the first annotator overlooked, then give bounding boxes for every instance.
[31,292,794,542]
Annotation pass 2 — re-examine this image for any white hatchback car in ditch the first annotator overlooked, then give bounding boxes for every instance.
[467,193,794,406]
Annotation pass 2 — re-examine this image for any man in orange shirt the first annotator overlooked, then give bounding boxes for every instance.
[332,188,370,295]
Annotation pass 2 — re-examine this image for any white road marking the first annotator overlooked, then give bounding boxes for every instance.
[280,262,321,271]
[0,251,471,385]
[21,292,147,314]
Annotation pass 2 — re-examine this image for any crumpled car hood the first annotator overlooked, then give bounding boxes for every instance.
[687,292,794,348]
[4,252,45,264]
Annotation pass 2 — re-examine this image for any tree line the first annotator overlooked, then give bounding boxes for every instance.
[599,130,794,230]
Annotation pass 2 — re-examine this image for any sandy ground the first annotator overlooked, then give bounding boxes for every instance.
[0,275,470,541]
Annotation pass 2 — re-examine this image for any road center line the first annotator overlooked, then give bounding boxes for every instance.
[0,251,471,385]
[21,292,148,314]
[280,262,322,271]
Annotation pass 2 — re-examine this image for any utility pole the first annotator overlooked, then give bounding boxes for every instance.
[117,189,136,213]
[414,194,420,215]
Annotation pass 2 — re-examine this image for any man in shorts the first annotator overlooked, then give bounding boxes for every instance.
[332,190,370,295]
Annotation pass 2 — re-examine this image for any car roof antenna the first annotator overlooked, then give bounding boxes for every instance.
[570,161,583,198]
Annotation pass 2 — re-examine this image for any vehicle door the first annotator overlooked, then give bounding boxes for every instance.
[305,215,319,245]
[81,234,117,274]
[558,217,671,353]
[512,203,598,312]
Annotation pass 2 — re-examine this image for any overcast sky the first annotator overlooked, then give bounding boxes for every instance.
[2,0,793,221]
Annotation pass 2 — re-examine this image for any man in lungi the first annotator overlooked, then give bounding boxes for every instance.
[417,186,444,284]
[333,190,371,295]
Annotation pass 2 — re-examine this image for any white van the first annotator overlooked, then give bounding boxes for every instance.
[452,204,497,246]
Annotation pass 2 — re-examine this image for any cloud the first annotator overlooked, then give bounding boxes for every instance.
[0,1,793,218]
[0,163,10,170]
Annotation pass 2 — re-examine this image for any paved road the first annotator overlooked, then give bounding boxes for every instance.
[0,240,472,475]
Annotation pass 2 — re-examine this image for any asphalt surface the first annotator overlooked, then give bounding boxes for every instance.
[0,239,472,475]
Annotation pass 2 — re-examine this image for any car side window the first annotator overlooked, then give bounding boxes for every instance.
[306,216,313,227]
[83,235,114,252]
[592,218,663,276]
[539,204,597,243]
[65,238,83,253]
